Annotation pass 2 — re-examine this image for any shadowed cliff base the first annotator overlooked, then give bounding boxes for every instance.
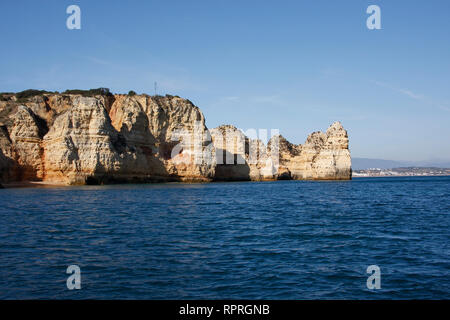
[0,90,351,187]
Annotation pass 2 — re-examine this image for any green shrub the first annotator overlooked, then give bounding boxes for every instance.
[0,94,7,101]
[15,89,53,100]
[63,88,112,97]
[128,90,137,96]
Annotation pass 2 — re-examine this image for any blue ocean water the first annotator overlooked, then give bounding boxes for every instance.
[0,176,449,299]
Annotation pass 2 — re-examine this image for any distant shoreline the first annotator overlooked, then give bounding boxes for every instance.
[353,174,450,178]
[353,167,450,178]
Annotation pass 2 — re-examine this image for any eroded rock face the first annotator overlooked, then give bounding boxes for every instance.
[273,122,352,180]
[43,97,124,184]
[0,92,351,185]
[210,125,251,181]
[108,94,216,182]
[40,95,216,184]
[144,95,216,181]
[10,106,47,180]
[210,125,280,181]
[211,122,352,181]
[313,122,352,180]
[0,126,16,182]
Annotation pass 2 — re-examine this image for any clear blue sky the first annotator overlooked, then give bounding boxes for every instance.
[1,0,449,161]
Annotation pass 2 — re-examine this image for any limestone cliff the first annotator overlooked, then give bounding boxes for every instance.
[210,122,351,181]
[273,121,352,180]
[0,91,351,185]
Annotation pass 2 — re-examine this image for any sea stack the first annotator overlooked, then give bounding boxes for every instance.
[0,91,352,185]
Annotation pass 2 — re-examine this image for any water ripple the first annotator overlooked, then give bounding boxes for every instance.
[0,177,449,299]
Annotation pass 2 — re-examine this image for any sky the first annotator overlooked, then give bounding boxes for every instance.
[0,0,449,161]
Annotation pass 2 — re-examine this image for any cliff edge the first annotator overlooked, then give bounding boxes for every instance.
[0,91,351,185]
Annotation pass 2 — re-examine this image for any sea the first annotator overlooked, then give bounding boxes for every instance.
[0,176,449,299]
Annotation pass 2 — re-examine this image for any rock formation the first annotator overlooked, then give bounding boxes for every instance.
[210,122,351,181]
[274,122,352,180]
[0,91,351,186]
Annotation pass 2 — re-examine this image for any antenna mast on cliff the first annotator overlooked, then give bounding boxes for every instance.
[154,82,158,96]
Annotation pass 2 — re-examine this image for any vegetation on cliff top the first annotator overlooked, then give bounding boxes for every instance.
[63,88,113,97]
[0,89,190,102]
[0,88,114,103]
[1,89,56,103]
